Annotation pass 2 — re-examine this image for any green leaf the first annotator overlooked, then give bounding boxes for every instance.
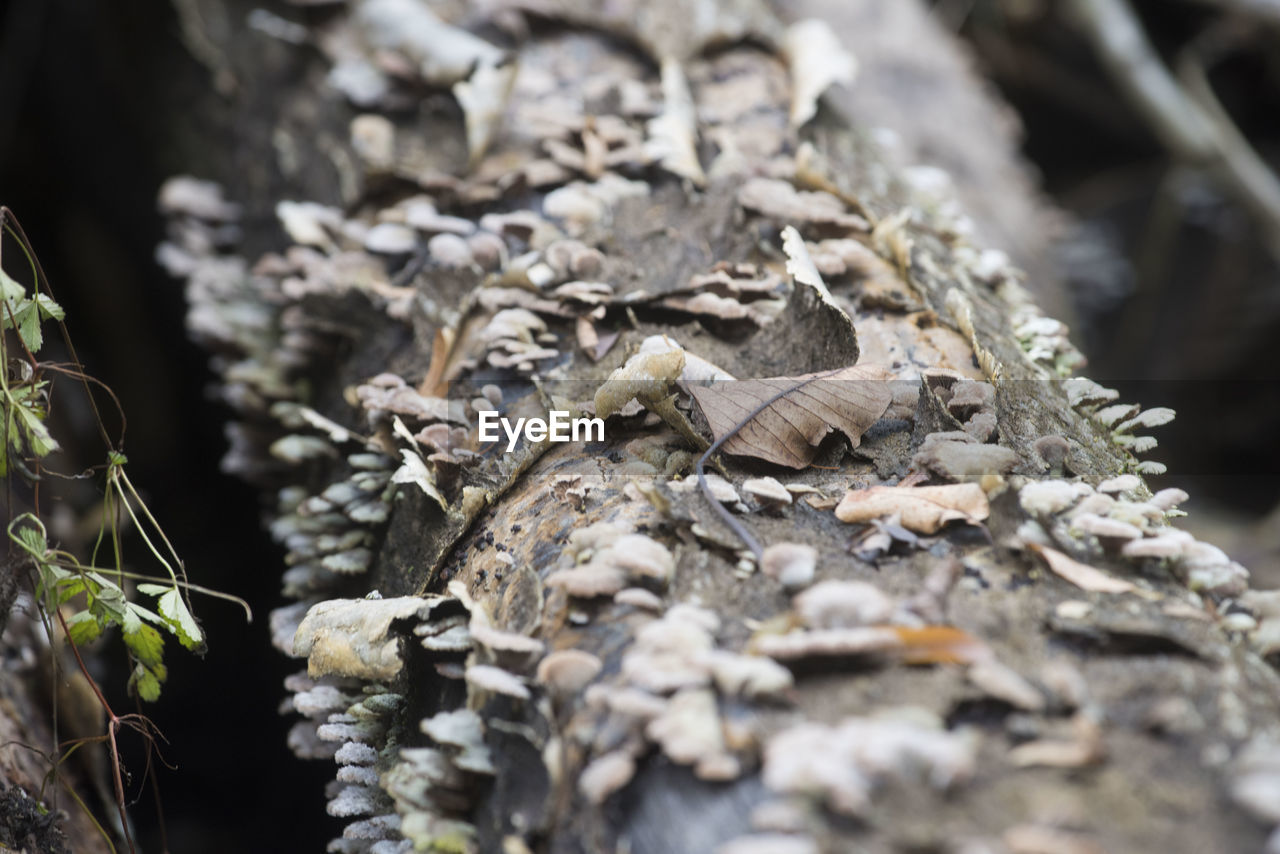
[0,267,25,303]
[121,602,147,635]
[123,623,165,670]
[15,300,42,352]
[34,293,63,322]
[129,663,162,702]
[14,523,47,558]
[13,398,59,457]
[91,583,129,625]
[136,583,171,597]
[53,576,88,607]
[129,602,166,627]
[65,611,103,646]
[158,588,205,651]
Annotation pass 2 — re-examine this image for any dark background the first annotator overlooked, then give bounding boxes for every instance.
[1,1,1278,851]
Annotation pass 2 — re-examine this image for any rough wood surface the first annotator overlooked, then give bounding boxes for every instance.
[152,2,1280,853]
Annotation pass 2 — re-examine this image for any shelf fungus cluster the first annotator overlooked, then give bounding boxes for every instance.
[158,1,1280,852]
[1016,475,1249,597]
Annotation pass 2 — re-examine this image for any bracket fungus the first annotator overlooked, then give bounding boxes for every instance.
[294,596,444,681]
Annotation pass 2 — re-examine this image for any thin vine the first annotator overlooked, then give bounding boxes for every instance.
[1,206,250,852]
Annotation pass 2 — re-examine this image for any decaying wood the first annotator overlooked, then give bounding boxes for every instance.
[155,2,1280,853]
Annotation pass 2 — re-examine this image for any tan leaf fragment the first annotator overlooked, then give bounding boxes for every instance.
[835,484,989,533]
[688,365,893,469]
[1007,714,1105,769]
[783,19,857,128]
[576,316,619,362]
[1027,543,1138,595]
[645,58,705,186]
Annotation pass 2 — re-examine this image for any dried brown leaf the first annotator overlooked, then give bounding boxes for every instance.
[1027,543,1138,594]
[835,484,989,533]
[576,316,620,362]
[688,365,893,469]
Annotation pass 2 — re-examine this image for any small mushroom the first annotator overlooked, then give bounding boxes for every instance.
[1121,530,1193,559]
[743,476,793,508]
[605,534,676,583]
[1097,474,1142,494]
[794,580,894,628]
[536,649,603,698]
[1019,480,1086,517]
[761,543,817,590]
[754,627,901,660]
[364,222,417,254]
[465,664,531,700]
[707,651,794,699]
[615,587,665,611]
[1151,488,1190,511]
[645,688,739,781]
[469,622,545,666]
[1070,512,1142,541]
[1032,435,1071,474]
[545,565,627,598]
[579,750,637,804]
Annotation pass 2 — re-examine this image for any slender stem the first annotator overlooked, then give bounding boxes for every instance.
[55,608,137,854]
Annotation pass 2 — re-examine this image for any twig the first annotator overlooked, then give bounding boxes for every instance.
[1068,0,1280,257]
[55,608,139,854]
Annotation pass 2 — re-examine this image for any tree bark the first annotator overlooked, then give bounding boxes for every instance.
[153,2,1280,853]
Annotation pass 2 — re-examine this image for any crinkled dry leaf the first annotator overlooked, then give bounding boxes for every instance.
[576,316,620,362]
[1027,543,1138,595]
[646,58,705,186]
[835,483,989,533]
[783,19,857,127]
[454,59,517,165]
[688,365,893,469]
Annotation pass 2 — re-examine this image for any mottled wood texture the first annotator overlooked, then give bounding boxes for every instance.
[153,2,1280,853]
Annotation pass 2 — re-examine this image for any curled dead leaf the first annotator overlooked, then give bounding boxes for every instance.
[1027,543,1138,595]
[688,365,894,469]
[835,484,989,533]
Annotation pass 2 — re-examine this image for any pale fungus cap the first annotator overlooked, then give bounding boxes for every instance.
[465,664,531,700]
[754,627,902,660]
[607,534,676,582]
[536,649,604,698]
[1097,474,1142,494]
[645,688,741,781]
[1121,530,1194,559]
[579,750,637,805]
[761,714,977,816]
[1069,512,1143,541]
[1019,480,1088,517]
[1151,488,1190,511]
[614,587,665,611]
[794,580,895,629]
[706,650,794,699]
[761,543,817,590]
[545,565,628,598]
[743,476,793,506]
